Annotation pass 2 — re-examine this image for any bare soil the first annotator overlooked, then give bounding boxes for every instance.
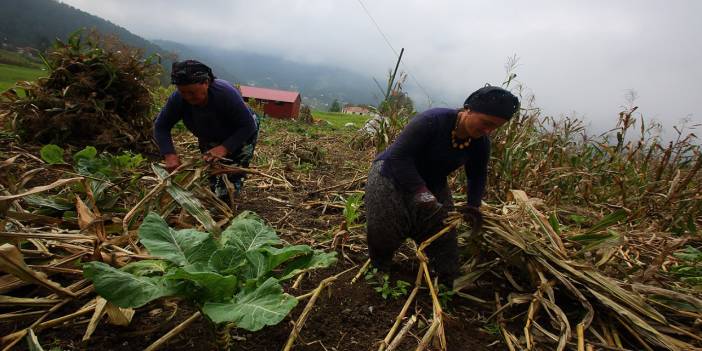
[19,255,498,351]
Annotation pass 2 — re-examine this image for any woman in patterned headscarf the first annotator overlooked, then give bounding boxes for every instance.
[153,60,259,200]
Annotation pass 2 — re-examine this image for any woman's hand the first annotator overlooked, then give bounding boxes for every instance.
[164,153,182,172]
[204,145,229,162]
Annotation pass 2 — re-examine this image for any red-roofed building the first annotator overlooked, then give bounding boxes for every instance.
[238,85,301,119]
[342,105,374,116]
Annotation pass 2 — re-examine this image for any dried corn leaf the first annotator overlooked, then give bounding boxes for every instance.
[26,329,44,351]
[152,164,220,237]
[76,196,96,231]
[83,297,107,341]
[587,288,692,351]
[0,244,76,297]
[76,195,107,242]
[511,190,567,256]
[105,301,134,326]
[0,177,83,201]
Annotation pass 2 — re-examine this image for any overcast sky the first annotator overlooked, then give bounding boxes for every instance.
[60,0,702,136]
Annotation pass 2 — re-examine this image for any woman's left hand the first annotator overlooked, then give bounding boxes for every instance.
[204,145,229,162]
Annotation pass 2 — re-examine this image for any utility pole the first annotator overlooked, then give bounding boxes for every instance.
[384,47,404,100]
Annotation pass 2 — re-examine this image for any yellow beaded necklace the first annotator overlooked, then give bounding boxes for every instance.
[451,114,472,149]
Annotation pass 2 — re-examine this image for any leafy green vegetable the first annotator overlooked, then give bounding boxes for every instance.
[208,247,247,275]
[72,146,97,163]
[83,261,179,308]
[83,210,337,331]
[138,213,217,266]
[121,260,171,277]
[278,250,338,281]
[29,146,147,215]
[221,211,280,251]
[39,144,65,164]
[202,277,298,331]
[166,265,237,302]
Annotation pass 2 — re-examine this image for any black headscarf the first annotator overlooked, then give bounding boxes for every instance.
[464,85,520,120]
[170,60,216,85]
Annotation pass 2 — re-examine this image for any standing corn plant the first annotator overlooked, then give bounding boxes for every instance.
[488,59,702,231]
[353,72,413,153]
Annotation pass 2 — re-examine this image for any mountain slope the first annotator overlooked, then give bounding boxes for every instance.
[0,0,162,55]
[0,0,377,108]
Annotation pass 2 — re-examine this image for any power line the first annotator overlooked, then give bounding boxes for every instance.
[355,0,446,107]
[356,0,399,57]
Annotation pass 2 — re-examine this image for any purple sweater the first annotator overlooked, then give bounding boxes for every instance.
[153,79,257,155]
[375,108,490,208]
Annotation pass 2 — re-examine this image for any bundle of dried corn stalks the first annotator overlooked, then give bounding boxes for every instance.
[454,190,701,351]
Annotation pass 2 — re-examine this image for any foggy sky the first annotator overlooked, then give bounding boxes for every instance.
[59,0,702,136]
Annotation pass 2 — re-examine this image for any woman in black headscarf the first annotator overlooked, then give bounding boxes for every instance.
[153,60,259,199]
[364,86,520,286]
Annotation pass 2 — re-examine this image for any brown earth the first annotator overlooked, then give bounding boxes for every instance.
[23,255,498,351]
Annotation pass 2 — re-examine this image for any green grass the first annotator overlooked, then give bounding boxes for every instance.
[0,63,46,92]
[312,111,370,129]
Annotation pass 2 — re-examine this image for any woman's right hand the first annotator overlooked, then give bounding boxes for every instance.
[164,153,182,172]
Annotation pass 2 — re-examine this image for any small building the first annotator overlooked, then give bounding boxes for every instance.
[342,105,371,116]
[341,105,378,117]
[239,85,301,119]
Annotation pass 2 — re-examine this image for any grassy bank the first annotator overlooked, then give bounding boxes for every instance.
[0,63,46,91]
[312,110,370,129]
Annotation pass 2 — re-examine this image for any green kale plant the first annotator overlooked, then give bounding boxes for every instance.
[83,211,337,331]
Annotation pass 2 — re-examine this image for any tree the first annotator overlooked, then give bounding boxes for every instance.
[298,104,313,124]
[330,99,341,112]
[379,92,414,116]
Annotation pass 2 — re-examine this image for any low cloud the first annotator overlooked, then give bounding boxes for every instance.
[60,0,702,136]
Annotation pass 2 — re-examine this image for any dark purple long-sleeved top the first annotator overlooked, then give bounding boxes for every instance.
[375,108,490,208]
[153,79,257,156]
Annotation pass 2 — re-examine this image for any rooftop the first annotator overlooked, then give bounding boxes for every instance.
[239,85,300,103]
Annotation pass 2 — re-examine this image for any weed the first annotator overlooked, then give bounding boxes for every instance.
[482,323,501,336]
[341,192,363,227]
[295,162,315,173]
[364,268,410,300]
[438,284,456,309]
[568,214,588,226]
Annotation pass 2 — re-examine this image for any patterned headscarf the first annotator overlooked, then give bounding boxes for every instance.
[170,60,216,85]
